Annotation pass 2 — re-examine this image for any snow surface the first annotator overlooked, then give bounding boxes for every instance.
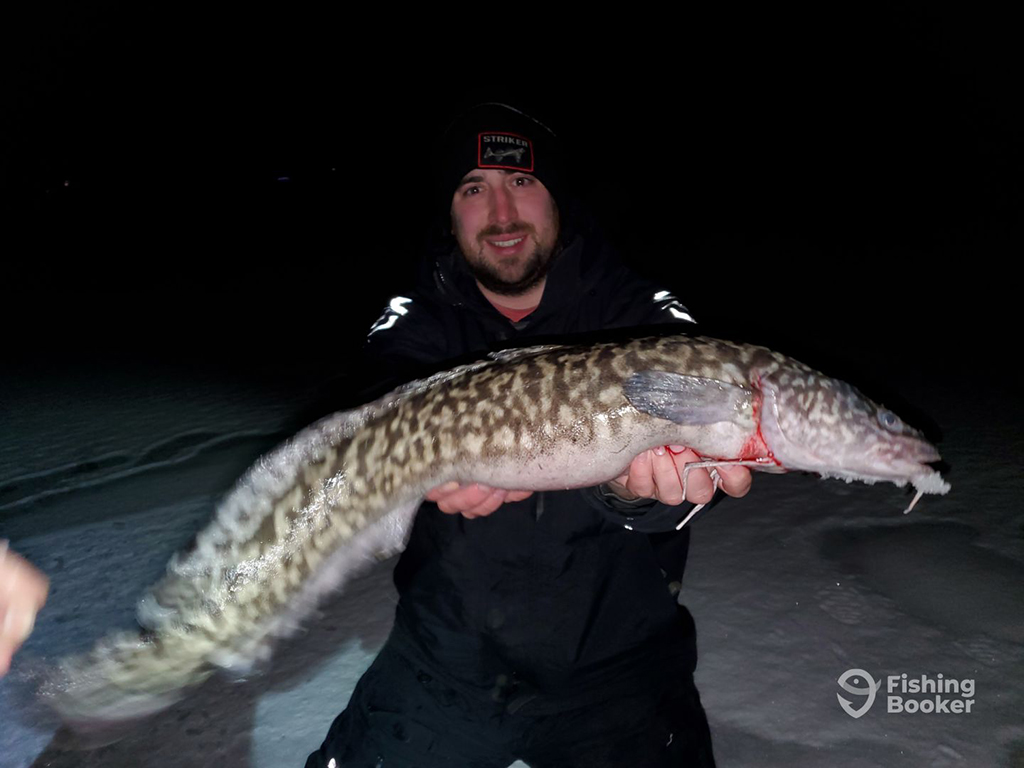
[1,360,1022,767]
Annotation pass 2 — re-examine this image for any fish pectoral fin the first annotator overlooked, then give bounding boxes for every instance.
[623,371,753,425]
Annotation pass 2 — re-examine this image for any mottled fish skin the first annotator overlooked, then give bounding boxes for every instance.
[46,335,949,725]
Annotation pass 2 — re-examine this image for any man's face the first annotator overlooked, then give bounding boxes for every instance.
[451,168,560,297]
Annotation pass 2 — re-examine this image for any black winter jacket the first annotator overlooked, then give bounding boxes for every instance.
[364,229,705,713]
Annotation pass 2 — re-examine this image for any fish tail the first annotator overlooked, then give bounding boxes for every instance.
[43,628,214,729]
[44,494,421,730]
[43,389,435,731]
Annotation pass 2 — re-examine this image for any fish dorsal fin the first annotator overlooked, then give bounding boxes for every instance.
[623,371,754,426]
[388,360,495,400]
[385,346,566,405]
[487,344,565,363]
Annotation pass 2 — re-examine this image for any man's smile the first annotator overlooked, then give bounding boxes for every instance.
[490,237,524,248]
[481,229,531,257]
[475,228,532,259]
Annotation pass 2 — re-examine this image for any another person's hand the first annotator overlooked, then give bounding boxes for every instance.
[425,482,534,519]
[607,445,753,506]
[0,543,48,677]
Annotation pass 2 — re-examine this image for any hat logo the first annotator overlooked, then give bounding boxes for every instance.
[478,132,534,172]
[483,146,526,163]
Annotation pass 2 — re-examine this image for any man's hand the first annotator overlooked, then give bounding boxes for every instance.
[0,544,48,678]
[425,482,534,519]
[607,446,753,505]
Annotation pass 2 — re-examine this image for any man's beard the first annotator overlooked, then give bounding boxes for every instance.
[464,233,559,297]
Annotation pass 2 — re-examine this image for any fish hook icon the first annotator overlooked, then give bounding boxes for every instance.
[837,669,881,718]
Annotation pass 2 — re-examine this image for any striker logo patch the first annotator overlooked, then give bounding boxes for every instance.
[478,132,534,172]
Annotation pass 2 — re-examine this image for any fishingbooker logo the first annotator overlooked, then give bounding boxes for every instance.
[837,669,976,718]
[837,669,879,718]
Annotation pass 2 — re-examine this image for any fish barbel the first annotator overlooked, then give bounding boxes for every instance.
[46,333,949,725]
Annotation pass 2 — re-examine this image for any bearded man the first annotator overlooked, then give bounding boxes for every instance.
[305,103,751,768]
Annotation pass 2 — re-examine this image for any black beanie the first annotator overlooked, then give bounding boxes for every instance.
[436,103,564,213]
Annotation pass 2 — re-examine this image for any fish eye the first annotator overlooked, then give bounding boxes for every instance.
[877,410,900,431]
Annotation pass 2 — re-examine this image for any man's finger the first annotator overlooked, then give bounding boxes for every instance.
[425,481,461,502]
[682,467,715,504]
[715,464,753,498]
[625,451,655,498]
[650,450,685,505]
[504,490,535,503]
[0,552,48,605]
[667,447,715,504]
[0,643,13,678]
[462,488,507,518]
[0,604,37,679]
[428,484,532,508]
[1,600,37,644]
[433,484,531,517]
[438,484,488,514]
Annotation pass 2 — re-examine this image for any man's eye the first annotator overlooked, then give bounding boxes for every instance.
[513,176,533,187]
[462,185,481,196]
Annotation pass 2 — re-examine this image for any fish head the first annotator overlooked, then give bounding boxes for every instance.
[757,369,950,496]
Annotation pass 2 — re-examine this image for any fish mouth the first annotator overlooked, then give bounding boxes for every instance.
[858,439,948,498]
[900,435,942,469]
[872,436,943,482]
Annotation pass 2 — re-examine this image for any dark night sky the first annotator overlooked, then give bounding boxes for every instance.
[2,13,1020,765]
[4,6,1017,390]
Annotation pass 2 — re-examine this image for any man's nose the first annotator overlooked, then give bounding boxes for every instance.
[489,185,517,224]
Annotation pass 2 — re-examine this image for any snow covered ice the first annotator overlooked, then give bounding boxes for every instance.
[1,356,1022,768]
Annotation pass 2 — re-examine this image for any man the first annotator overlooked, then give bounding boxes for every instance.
[306,104,751,767]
